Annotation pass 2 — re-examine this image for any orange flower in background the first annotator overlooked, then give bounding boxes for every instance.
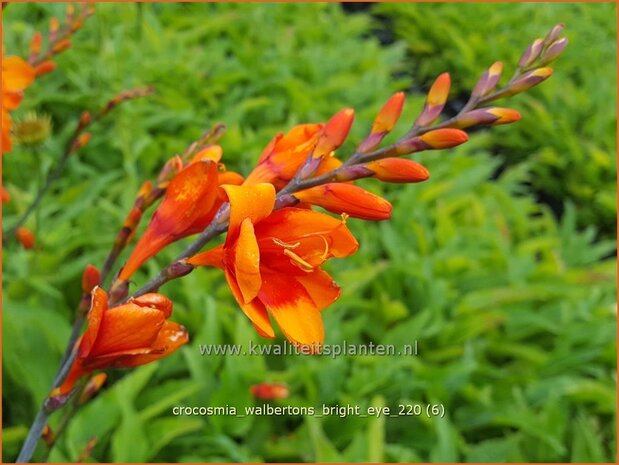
[53,287,188,396]
[119,160,242,281]
[16,226,35,249]
[250,382,289,400]
[188,184,358,349]
[2,55,36,153]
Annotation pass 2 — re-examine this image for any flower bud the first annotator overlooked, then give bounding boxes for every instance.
[518,38,544,68]
[415,73,450,127]
[250,383,289,400]
[34,61,57,77]
[365,158,430,183]
[30,32,42,56]
[52,39,71,53]
[1,186,11,204]
[157,155,184,186]
[508,67,553,95]
[49,17,60,34]
[81,264,101,294]
[16,227,35,249]
[78,373,107,405]
[418,128,468,149]
[543,23,565,46]
[71,132,91,152]
[472,62,503,99]
[359,92,406,153]
[455,107,521,128]
[313,108,355,158]
[541,38,568,64]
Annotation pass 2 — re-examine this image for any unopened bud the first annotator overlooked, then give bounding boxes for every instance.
[81,264,101,294]
[34,61,57,77]
[415,73,450,127]
[455,107,521,129]
[472,62,503,99]
[79,111,91,127]
[359,92,406,153]
[1,186,11,204]
[49,17,60,34]
[541,38,568,64]
[157,156,184,186]
[365,158,430,183]
[544,23,565,46]
[41,425,55,447]
[418,128,468,149]
[313,108,355,158]
[518,38,544,68]
[16,227,35,249]
[30,32,42,56]
[52,39,71,53]
[72,132,91,152]
[508,67,553,95]
[78,373,107,405]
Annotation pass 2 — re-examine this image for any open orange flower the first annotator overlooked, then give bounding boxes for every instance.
[2,55,36,153]
[244,124,342,190]
[188,184,358,349]
[119,160,243,281]
[53,287,188,396]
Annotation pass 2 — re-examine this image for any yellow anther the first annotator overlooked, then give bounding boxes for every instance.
[283,249,314,272]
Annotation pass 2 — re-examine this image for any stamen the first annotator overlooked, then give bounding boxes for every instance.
[283,249,314,272]
[273,238,301,249]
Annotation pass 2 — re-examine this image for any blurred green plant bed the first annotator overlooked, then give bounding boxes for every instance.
[2,2,617,463]
[373,2,617,237]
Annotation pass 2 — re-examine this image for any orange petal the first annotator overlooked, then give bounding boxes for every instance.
[3,91,23,111]
[296,268,341,311]
[225,269,275,338]
[365,158,430,183]
[81,264,101,294]
[188,245,225,268]
[15,227,35,249]
[132,293,173,318]
[120,161,219,280]
[221,183,275,238]
[2,56,35,92]
[191,145,223,164]
[87,303,166,357]
[258,272,324,349]
[232,218,262,304]
[419,128,468,149]
[294,183,392,220]
[218,170,244,186]
[79,287,108,358]
[255,208,359,259]
[109,320,189,368]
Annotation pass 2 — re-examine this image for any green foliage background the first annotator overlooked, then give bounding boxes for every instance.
[2,2,616,463]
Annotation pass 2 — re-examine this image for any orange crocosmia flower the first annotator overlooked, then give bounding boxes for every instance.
[188,184,358,349]
[293,183,392,221]
[119,160,226,281]
[54,287,188,396]
[2,56,36,153]
[245,124,342,190]
[16,226,35,249]
[250,382,289,400]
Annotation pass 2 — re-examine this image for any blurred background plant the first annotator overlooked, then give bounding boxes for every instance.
[2,2,616,463]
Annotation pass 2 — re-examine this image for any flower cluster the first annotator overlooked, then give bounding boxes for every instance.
[53,24,566,395]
